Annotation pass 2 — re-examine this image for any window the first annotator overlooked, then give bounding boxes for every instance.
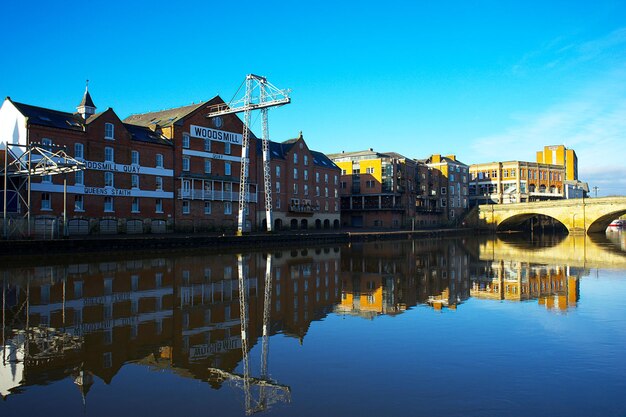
[316,186,320,196]
[132,197,140,213]
[155,176,163,191]
[224,201,232,214]
[335,188,338,197]
[204,201,211,214]
[204,159,211,174]
[275,198,281,209]
[75,170,84,185]
[293,168,298,179]
[325,187,328,197]
[104,197,114,212]
[293,183,298,194]
[104,123,114,139]
[156,154,164,168]
[450,186,455,195]
[224,142,231,154]
[42,174,52,183]
[366,167,374,174]
[74,143,84,159]
[441,187,447,195]
[334,175,338,185]
[441,198,447,207]
[276,181,281,193]
[450,174,455,182]
[156,198,163,213]
[182,200,190,214]
[304,155,308,165]
[74,195,84,211]
[131,150,139,165]
[41,138,52,150]
[315,172,320,183]
[276,166,281,177]
[105,147,114,163]
[304,184,309,195]
[225,162,231,176]
[41,193,51,210]
[293,153,298,164]
[104,171,114,187]
[204,138,211,152]
[182,157,190,172]
[182,134,190,149]
[304,170,308,181]
[325,173,328,183]
[131,174,139,189]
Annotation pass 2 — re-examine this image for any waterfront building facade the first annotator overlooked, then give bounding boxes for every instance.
[0,90,175,235]
[124,96,258,232]
[328,149,421,229]
[257,133,340,230]
[425,154,470,224]
[415,160,446,227]
[468,160,567,205]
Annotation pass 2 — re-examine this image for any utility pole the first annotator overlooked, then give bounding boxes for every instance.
[592,186,599,198]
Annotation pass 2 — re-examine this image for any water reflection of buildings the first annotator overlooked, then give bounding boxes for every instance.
[337,239,472,317]
[470,261,580,310]
[1,247,341,409]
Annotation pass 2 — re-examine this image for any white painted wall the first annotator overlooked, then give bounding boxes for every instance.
[0,99,27,153]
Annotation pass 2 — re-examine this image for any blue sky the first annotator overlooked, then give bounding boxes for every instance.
[1,0,625,195]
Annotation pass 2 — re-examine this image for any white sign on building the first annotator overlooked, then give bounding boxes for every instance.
[189,125,242,145]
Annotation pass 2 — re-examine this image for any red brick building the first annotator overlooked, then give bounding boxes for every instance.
[0,88,175,235]
[258,133,340,230]
[124,96,259,232]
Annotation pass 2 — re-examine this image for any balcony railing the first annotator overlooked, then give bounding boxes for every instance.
[177,189,258,203]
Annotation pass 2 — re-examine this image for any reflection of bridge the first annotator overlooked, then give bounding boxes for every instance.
[474,235,626,270]
[469,197,626,234]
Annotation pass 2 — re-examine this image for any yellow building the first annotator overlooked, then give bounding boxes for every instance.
[536,145,578,181]
[469,160,566,204]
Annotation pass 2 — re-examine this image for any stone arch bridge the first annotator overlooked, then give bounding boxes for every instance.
[468,197,626,234]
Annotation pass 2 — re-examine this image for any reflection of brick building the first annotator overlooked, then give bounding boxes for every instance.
[0,246,341,400]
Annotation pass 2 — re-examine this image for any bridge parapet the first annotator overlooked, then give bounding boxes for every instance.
[470,196,626,235]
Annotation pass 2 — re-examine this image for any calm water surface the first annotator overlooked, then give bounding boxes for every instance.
[1,233,626,417]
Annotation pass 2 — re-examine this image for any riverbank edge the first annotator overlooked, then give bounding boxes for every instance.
[0,227,477,258]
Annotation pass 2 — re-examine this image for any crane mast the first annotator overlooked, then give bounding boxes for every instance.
[207,74,290,234]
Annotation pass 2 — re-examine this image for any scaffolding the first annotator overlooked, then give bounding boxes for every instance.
[1,142,85,239]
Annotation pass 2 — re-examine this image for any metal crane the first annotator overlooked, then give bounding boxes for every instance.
[206,74,290,234]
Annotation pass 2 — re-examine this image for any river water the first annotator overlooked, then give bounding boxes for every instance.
[1,233,625,417]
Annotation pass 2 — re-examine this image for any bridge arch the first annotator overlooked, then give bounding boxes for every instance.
[587,209,626,233]
[497,213,567,233]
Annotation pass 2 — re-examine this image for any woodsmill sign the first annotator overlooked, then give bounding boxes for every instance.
[189,125,243,145]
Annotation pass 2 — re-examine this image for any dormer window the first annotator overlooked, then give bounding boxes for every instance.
[105,123,115,140]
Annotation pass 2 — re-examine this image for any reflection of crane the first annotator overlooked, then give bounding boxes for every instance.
[208,254,290,415]
[206,75,290,234]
